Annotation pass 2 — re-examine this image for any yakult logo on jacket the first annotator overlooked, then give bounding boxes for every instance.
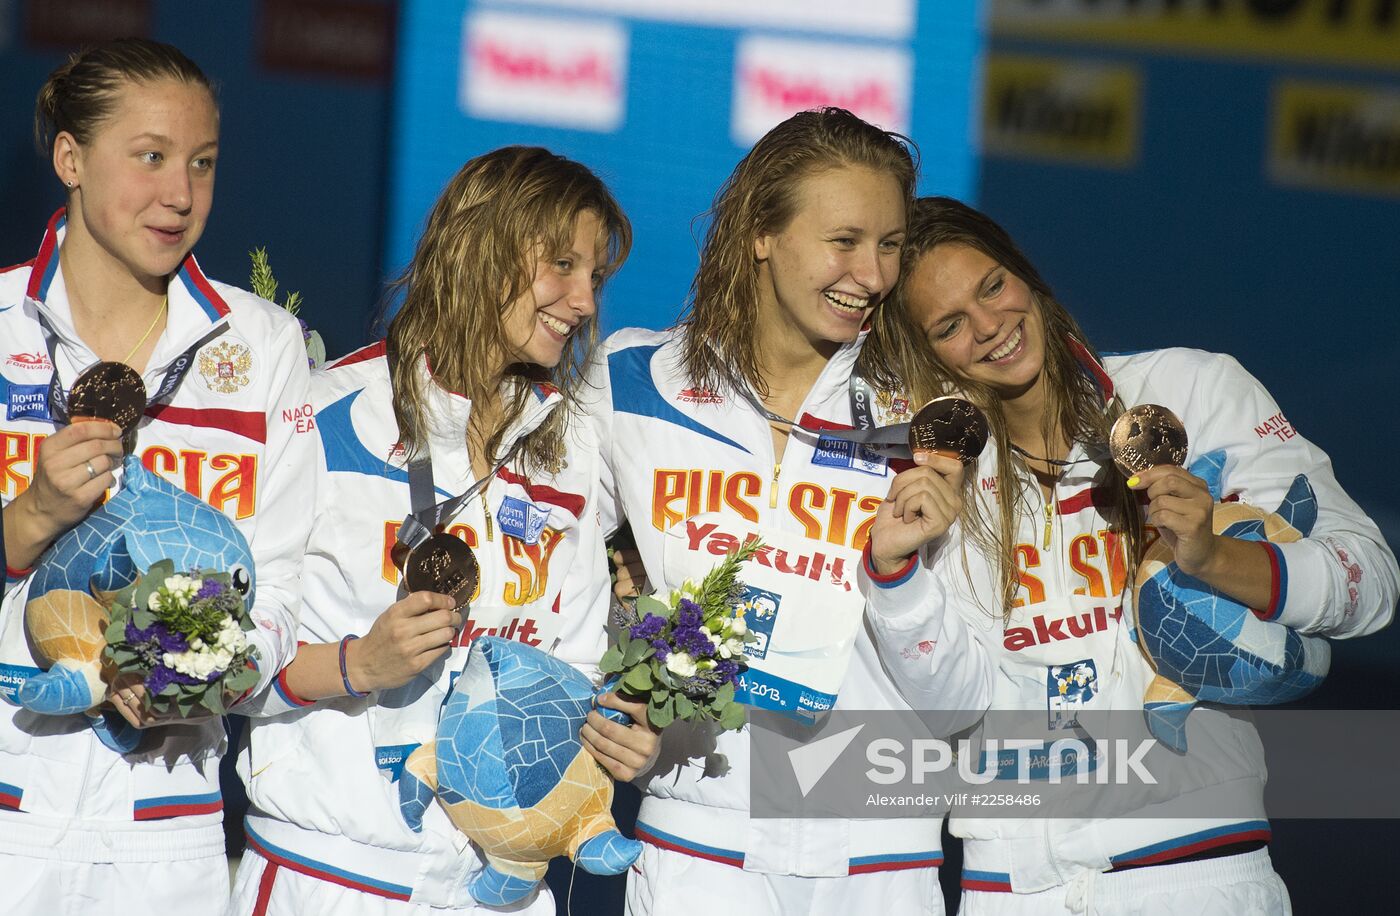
[731,36,911,145]
[1004,605,1121,652]
[461,10,627,132]
[685,518,855,592]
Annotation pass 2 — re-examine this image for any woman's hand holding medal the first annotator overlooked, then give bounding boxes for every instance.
[868,397,988,575]
[349,591,463,693]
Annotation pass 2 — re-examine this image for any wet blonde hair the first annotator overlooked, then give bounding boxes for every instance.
[863,196,1141,618]
[386,146,631,473]
[678,107,917,397]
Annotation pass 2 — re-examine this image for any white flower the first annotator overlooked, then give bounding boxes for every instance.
[729,616,748,637]
[719,637,746,659]
[665,652,697,678]
[148,592,163,611]
[706,631,722,651]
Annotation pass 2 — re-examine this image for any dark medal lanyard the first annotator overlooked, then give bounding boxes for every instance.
[737,371,918,457]
[38,307,226,425]
[387,349,524,605]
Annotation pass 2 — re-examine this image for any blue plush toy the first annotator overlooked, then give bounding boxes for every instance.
[9,454,254,752]
[1133,450,1330,751]
[396,637,641,907]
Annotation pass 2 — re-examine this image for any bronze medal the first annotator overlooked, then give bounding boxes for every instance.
[67,361,146,434]
[907,396,989,465]
[1110,404,1188,476]
[403,533,478,607]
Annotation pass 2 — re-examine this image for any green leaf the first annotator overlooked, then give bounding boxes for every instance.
[622,638,652,667]
[675,694,695,719]
[635,595,669,618]
[104,619,127,644]
[719,700,747,731]
[716,681,735,705]
[622,665,654,693]
[648,697,675,729]
[598,646,625,673]
[131,607,155,630]
[223,666,258,695]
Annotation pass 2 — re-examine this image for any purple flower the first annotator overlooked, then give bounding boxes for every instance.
[629,613,666,641]
[678,599,702,629]
[674,624,716,659]
[649,638,669,662]
[146,664,177,695]
[154,623,189,654]
[196,578,225,601]
[715,659,739,684]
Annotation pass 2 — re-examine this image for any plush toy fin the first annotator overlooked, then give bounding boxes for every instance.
[595,675,633,726]
[16,659,104,715]
[576,828,643,876]
[398,741,438,833]
[86,710,141,755]
[468,855,548,907]
[1143,675,1197,753]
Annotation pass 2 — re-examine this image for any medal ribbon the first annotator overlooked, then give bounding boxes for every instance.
[737,377,915,458]
[38,310,226,425]
[386,347,526,552]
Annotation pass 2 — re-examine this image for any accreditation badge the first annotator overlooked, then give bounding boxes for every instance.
[661,513,865,721]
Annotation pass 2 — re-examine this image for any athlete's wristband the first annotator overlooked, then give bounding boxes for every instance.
[339,634,369,698]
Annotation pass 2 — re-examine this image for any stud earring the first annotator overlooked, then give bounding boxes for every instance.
[66,180,74,188]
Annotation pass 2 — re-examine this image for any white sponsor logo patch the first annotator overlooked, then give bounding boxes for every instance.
[461,10,627,132]
[731,36,911,146]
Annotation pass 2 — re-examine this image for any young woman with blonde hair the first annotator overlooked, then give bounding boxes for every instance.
[589,109,992,915]
[228,145,656,915]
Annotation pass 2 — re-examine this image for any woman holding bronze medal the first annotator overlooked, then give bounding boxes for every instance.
[860,196,1399,914]
[587,109,993,915]
[0,39,315,914]
[227,146,651,915]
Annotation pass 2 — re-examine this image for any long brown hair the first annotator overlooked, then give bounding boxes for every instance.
[678,107,917,397]
[386,146,631,473]
[35,38,215,156]
[864,196,1142,618]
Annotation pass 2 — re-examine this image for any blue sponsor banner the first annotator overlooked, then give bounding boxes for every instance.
[385,0,983,334]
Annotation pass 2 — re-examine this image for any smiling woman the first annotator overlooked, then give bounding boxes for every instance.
[582,108,995,916]
[0,38,315,916]
[226,147,645,915]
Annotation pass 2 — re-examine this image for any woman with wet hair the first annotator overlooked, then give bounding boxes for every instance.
[861,196,1398,914]
[589,109,992,915]
[228,145,658,914]
[0,39,314,914]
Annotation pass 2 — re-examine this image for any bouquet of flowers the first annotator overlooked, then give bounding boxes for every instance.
[250,246,325,368]
[601,540,761,731]
[102,559,260,717]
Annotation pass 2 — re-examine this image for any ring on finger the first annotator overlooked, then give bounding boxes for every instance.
[85,460,98,481]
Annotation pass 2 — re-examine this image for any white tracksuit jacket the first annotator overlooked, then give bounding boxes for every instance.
[866,346,1398,896]
[582,326,993,877]
[235,343,611,907]
[0,209,313,863]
